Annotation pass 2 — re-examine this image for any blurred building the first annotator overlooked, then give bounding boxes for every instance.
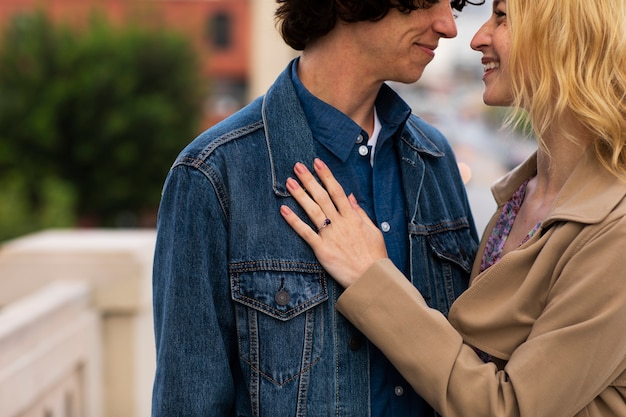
[0,0,295,129]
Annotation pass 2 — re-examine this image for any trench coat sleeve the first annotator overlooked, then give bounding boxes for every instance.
[336,243,626,417]
[336,259,507,416]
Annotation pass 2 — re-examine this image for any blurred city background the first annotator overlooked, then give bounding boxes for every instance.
[0,1,535,416]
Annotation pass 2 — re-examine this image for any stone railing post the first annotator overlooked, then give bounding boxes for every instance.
[0,229,156,417]
[0,280,102,417]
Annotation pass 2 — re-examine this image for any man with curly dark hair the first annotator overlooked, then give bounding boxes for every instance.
[151,0,483,416]
[277,0,482,50]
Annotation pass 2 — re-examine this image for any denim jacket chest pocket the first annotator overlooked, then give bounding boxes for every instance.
[409,224,478,316]
[229,261,328,387]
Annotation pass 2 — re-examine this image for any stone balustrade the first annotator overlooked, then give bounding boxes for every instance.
[0,281,101,417]
[0,229,156,417]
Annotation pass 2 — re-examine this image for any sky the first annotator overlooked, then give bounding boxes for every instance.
[421,2,491,82]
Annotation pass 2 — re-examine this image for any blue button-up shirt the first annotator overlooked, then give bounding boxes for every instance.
[292,61,431,417]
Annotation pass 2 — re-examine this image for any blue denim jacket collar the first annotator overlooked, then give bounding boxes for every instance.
[290,58,364,163]
[262,61,317,197]
[263,59,445,202]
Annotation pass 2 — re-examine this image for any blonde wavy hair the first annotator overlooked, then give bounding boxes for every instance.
[507,0,626,178]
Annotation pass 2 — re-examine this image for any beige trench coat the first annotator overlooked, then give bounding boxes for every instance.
[336,148,626,417]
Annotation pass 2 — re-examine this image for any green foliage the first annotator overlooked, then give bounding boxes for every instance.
[0,11,204,239]
[0,174,76,241]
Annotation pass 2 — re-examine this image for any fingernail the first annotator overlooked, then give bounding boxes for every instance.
[294,162,307,174]
[286,177,298,190]
[314,159,327,170]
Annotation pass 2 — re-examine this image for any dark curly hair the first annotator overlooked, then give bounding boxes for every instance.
[275,0,485,50]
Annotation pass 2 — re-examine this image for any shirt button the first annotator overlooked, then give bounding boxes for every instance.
[358,145,369,157]
[356,134,364,144]
[349,336,363,351]
[394,386,404,396]
[381,222,391,233]
[275,290,290,306]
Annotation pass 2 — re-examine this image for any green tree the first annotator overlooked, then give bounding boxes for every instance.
[0,11,204,240]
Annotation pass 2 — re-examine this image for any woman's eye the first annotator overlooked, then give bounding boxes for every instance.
[494,10,507,22]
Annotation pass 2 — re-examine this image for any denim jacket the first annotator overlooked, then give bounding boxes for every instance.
[152,62,479,417]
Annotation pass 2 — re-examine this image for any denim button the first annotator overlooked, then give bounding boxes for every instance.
[394,386,404,396]
[275,290,290,306]
[381,222,391,233]
[356,134,364,144]
[349,336,362,351]
[358,145,369,156]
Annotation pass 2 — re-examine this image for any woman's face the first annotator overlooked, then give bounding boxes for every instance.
[470,0,513,106]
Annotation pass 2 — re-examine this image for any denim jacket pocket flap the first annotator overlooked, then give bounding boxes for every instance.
[427,227,477,273]
[230,262,328,321]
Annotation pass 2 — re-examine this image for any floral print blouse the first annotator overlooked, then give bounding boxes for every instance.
[480,178,542,273]
[476,177,541,362]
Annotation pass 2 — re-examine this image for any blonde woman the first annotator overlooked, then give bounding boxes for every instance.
[280,0,626,415]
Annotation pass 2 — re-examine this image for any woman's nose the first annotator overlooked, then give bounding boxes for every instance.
[470,22,491,51]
